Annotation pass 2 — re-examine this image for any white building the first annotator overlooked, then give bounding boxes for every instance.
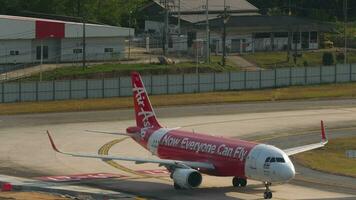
[0,15,134,64]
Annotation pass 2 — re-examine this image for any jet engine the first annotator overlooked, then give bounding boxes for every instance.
[172,168,202,189]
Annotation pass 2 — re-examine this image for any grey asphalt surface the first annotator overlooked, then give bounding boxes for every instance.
[0,99,355,199]
[1,99,356,129]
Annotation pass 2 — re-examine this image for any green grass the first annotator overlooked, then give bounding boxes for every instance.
[242,51,356,68]
[1,82,356,115]
[23,57,239,81]
[295,136,356,177]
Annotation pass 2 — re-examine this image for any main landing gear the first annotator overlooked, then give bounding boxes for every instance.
[232,177,247,187]
[263,182,272,199]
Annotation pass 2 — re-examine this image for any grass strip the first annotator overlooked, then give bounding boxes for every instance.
[0,82,356,115]
[294,136,356,178]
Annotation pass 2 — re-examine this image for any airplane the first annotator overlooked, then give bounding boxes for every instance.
[47,72,328,199]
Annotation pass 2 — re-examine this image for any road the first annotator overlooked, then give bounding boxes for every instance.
[0,99,355,199]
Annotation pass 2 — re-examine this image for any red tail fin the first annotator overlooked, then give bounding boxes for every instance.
[131,72,161,128]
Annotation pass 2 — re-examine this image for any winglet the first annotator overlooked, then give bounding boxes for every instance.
[320,120,328,143]
[46,130,61,153]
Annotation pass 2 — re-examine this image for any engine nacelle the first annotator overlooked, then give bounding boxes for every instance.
[172,168,202,189]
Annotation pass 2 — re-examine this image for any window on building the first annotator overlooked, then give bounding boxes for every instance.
[73,49,83,54]
[43,46,48,59]
[187,32,197,48]
[9,50,19,56]
[293,32,300,43]
[36,46,49,60]
[104,48,114,53]
[310,31,318,43]
[274,32,288,38]
[168,37,173,48]
[255,32,270,39]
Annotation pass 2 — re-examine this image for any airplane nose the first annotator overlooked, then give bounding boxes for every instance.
[279,164,295,181]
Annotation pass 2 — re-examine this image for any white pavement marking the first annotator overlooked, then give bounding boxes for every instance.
[0,175,135,199]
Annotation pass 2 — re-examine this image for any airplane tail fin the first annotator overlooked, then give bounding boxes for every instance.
[131,72,161,128]
[320,120,328,144]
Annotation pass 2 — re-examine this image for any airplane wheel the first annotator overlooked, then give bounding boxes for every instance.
[240,178,247,187]
[232,177,241,187]
[174,182,182,190]
[232,177,247,187]
[263,191,272,199]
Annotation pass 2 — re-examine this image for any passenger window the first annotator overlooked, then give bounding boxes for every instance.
[276,157,285,163]
[270,157,275,162]
[265,157,270,162]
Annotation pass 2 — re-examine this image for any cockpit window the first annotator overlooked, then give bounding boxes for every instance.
[265,157,270,162]
[276,157,285,163]
[270,157,276,162]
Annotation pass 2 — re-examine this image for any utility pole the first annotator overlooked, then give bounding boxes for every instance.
[163,0,169,56]
[221,0,228,67]
[344,0,347,64]
[288,0,291,16]
[178,0,181,34]
[82,16,86,69]
[128,10,132,60]
[205,0,210,64]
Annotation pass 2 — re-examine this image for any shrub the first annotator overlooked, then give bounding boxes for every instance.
[322,52,334,65]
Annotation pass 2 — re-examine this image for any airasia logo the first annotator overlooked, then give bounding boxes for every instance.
[133,82,154,137]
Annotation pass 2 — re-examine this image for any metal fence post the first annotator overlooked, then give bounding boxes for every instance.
[36,81,39,101]
[213,72,216,91]
[69,79,72,99]
[320,65,322,84]
[334,64,337,83]
[349,64,352,82]
[118,76,121,97]
[1,83,4,103]
[197,71,200,92]
[182,73,185,93]
[150,74,153,95]
[102,78,105,98]
[259,70,262,89]
[166,74,169,94]
[304,67,307,85]
[18,81,21,102]
[244,71,247,89]
[228,71,231,90]
[86,79,89,99]
[274,68,277,88]
[289,67,292,86]
[52,80,55,100]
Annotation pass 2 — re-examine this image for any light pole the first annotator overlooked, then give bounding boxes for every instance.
[344,0,348,64]
[128,10,132,60]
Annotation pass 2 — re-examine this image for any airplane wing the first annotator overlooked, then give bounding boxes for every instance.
[284,120,328,156]
[46,131,215,170]
[85,130,136,137]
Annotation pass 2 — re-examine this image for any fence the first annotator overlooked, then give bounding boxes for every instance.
[1,64,356,103]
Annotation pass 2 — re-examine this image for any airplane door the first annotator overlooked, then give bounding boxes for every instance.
[245,146,262,180]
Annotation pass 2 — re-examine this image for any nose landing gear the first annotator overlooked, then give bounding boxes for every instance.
[232,177,247,187]
[263,182,272,199]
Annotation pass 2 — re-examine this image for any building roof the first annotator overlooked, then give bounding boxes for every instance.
[153,0,258,13]
[0,15,133,40]
[207,15,334,33]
